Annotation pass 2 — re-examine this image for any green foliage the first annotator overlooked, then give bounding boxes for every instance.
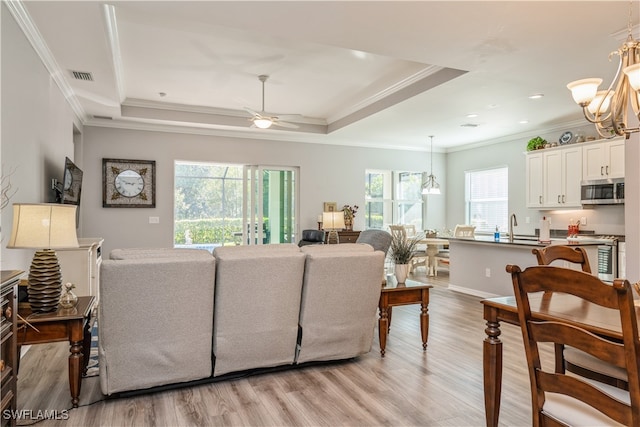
[174,218,242,244]
[526,136,547,151]
[389,232,421,264]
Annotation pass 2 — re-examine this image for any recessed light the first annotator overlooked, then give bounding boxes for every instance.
[466,113,479,118]
[519,120,529,124]
[529,93,544,99]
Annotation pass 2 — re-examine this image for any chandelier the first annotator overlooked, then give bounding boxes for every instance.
[422,135,441,195]
[566,3,640,138]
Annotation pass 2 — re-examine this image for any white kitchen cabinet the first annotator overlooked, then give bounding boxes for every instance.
[526,145,582,209]
[526,151,544,208]
[544,146,582,208]
[56,237,103,303]
[582,137,625,180]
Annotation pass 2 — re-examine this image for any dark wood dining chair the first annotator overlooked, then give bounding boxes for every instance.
[507,264,640,426]
[532,245,628,390]
[532,245,592,272]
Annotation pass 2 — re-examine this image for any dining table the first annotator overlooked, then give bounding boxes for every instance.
[412,236,450,276]
[481,291,632,427]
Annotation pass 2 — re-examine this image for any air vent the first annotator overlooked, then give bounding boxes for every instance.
[70,70,94,81]
[460,123,479,128]
[93,115,112,120]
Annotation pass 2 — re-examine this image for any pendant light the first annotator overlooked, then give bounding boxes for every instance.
[422,135,441,195]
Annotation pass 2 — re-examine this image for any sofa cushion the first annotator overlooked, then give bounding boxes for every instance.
[99,255,215,394]
[296,247,384,363]
[110,247,213,260]
[212,244,305,376]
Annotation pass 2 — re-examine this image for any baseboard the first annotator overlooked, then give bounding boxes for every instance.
[447,284,499,299]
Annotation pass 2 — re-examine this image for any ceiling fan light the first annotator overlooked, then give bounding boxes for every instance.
[254,118,273,129]
[587,90,613,115]
[567,78,602,106]
[623,63,640,91]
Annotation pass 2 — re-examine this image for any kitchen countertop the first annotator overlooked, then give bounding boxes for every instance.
[446,235,602,247]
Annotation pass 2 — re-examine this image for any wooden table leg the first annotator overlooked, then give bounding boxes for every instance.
[420,288,429,350]
[68,319,84,408]
[483,307,503,427]
[378,299,389,357]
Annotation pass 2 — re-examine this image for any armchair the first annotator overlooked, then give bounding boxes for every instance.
[298,229,326,247]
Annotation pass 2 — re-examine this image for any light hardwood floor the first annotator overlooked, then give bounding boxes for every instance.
[15,270,550,426]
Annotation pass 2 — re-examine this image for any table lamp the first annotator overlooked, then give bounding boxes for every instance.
[322,211,345,244]
[7,203,79,312]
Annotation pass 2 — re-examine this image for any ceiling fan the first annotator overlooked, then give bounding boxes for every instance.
[244,75,299,129]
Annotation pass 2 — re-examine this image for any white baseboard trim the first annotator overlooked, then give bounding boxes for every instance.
[447,284,499,299]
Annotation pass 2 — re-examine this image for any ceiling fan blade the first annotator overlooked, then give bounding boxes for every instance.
[243,107,260,118]
[275,114,303,120]
[272,120,299,129]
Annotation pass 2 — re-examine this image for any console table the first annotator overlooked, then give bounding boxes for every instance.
[324,230,360,244]
[17,296,96,408]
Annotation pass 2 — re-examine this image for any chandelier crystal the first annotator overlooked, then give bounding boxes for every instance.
[566,2,640,138]
[422,135,441,195]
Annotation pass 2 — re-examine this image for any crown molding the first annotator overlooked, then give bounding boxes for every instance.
[5,0,87,122]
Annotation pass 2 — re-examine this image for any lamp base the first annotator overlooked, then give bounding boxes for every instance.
[27,249,62,313]
[327,230,340,244]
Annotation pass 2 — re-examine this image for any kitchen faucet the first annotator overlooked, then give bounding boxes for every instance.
[509,214,518,243]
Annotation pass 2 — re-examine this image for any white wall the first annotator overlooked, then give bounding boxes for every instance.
[80,126,439,255]
[1,4,80,271]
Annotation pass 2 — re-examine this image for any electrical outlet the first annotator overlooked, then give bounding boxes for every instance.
[149,216,160,224]
[580,217,587,226]
[525,217,530,224]
[485,268,491,278]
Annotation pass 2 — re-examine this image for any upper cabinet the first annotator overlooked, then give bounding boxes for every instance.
[526,137,625,210]
[582,137,625,180]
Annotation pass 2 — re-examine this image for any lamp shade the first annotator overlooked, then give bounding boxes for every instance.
[7,203,79,249]
[567,78,602,106]
[322,211,345,230]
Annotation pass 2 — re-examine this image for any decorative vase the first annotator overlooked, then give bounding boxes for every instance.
[394,263,409,284]
[27,250,62,313]
[59,283,78,309]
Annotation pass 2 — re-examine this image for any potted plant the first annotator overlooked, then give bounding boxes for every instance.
[526,136,547,151]
[388,231,421,283]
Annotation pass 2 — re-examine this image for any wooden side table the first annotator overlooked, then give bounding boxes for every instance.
[378,278,433,356]
[17,296,96,407]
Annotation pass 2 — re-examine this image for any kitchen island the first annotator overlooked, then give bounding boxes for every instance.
[447,236,598,297]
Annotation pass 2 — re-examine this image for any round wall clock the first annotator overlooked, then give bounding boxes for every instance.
[103,158,156,208]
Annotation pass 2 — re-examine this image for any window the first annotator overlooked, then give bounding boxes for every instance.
[365,169,423,230]
[174,161,298,250]
[465,167,508,233]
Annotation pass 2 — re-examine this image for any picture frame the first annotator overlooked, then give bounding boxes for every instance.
[323,201,338,212]
[103,158,156,208]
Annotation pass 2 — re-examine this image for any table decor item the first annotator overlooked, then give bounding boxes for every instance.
[389,231,420,283]
[59,282,78,309]
[342,204,358,231]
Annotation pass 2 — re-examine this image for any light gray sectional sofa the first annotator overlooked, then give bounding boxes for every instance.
[98,242,385,395]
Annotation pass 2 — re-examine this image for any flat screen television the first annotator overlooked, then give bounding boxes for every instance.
[54,157,83,206]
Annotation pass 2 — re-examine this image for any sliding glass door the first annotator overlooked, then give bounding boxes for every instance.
[174,161,298,250]
[243,165,297,245]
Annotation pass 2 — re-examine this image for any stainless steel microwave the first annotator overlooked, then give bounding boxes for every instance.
[581,178,624,205]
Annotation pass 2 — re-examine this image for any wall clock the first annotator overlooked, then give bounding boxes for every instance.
[103,158,156,208]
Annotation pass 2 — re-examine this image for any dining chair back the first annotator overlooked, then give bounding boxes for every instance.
[453,224,475,237]
[532,245,628,389]
[507,264,640,426]
[532,245,592,272]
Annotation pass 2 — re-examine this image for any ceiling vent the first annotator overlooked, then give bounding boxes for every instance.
[460,123,479,128]
[70,70,94,81]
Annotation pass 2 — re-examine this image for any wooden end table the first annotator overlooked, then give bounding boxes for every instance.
[378,277,433,356]
[17,296,96,408]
